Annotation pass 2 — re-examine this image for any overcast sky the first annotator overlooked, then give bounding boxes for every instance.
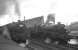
[0,0,78,26]
[54,0,78,25]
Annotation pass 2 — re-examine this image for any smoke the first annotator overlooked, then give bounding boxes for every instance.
[0,0,8,16]
[14,0,21,17]
[0,0,20,16]
[6,0,20,21]
[0,0,13,16]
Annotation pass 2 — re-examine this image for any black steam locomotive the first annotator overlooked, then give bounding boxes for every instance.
[6,20,73,46]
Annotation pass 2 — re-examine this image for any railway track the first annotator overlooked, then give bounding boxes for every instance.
[29,39,78,50]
